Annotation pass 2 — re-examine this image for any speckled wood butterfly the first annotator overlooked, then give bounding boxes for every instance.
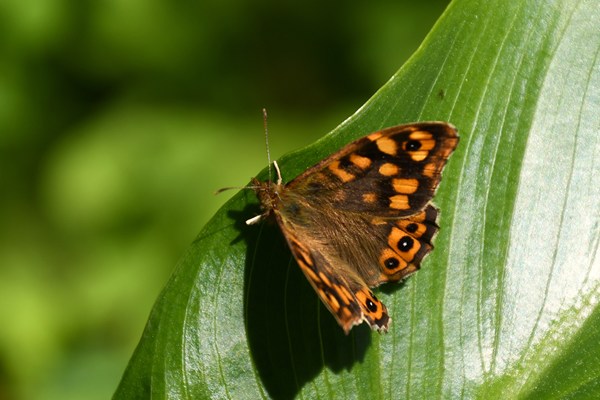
[247,119,458,334]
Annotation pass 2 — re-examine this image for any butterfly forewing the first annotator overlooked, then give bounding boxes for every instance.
[289,122,458,217]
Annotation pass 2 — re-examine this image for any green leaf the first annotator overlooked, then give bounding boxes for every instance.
[114,0,600,398]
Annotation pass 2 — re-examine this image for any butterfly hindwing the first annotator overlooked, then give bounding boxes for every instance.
[372,204,439,283]
[283,229,390,334]
[272,204,439,332]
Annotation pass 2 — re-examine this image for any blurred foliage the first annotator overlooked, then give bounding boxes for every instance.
[0,0,448,398]
[114,0,600,397]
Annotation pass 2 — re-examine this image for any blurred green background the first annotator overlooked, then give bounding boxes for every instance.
[0,0,449,398]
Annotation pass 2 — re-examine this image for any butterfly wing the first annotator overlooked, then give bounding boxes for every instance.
[288,122,458,217]
[275,216,390,334]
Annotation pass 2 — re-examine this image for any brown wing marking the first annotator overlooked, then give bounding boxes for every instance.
[286,233,390,334]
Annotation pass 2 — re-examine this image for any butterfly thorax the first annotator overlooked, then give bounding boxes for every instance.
[251,177,286,218]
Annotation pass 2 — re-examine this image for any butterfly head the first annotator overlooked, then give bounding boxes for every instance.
[245,159,286,225]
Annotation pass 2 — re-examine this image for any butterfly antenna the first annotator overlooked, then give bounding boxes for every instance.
[214,185,260,195]
[263,108,283,185]
[262,108,273,182]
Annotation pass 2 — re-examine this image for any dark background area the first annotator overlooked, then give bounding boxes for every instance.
[0,0,449,398]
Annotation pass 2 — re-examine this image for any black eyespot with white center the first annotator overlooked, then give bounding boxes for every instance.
[406,140,422,151]
[398,236,414,252]
[384,257,399,269]
[366,298,377,312]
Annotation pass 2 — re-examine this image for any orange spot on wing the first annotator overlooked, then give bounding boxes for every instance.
[376,137,397,156]
[336,285,353,305]
[389,194,410,210]
[393,178,419,194]
[328,161,355,182]
[326,292,340,312]
[379,163,399,176]
[318,272,332,287]
[410,151,429,162]
[419,139,436,151]
[422,163,438,178]
[349,154,372,169]
[341,307,353,319]
[409,131,434,141]
[362,193,377,203]
[411,209,427,222]
[299,262,321,283]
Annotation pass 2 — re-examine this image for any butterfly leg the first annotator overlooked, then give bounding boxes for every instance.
[246,214,264,225]
[273,160,283,185]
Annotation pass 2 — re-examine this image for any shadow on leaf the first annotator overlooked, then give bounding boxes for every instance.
[229,206,371,399]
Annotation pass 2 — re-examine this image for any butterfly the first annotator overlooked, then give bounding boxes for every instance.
[247,121,458,334]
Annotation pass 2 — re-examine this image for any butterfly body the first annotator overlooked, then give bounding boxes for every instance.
[251,122,458,334]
